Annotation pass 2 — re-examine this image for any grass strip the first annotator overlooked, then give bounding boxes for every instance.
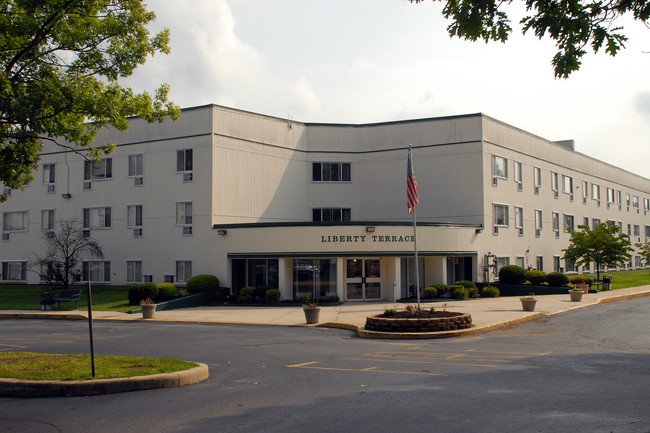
[0,352,198,381]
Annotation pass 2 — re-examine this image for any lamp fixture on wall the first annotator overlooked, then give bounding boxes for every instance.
[217,229,227,235]
[366,226,375,233]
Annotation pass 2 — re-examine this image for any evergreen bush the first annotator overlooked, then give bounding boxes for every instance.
[256,284,274,300]
[498,265,526,284]
[156,283,178,300]
[424,286,438,299]
[186,274,220,294]
[546,272,570,287]
[569,275,594,287]
[128,282,159,305]
[264,289,281,304]
[450,285,468,300]
[455,280,477,289]
[433,283,449,297]
[525,270,547,285]
[480,286,500,298]
[237,286,256,304]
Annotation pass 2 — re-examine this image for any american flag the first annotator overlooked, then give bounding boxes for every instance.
[407,148,419,213]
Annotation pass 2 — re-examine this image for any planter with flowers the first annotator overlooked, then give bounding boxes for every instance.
[569,286,583,302]
[302,297,321,324]
[140,298,157,319]
[520,293,537,311]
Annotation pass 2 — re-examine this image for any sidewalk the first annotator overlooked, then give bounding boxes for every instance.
[2,285,649,339]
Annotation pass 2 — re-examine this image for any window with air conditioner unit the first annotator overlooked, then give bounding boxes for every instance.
[176,201,192,235]
[551,172,559,198]
[83,158,112,189]
[493,203,509,235]
[127,205,143,237]
[177,149,193,182]
[82,207,111,236]
[533,167,541,194]
[43,163,55,193]
[3,211,28,239]
[128,154,144,186]
[514,161,522,191]
[491,156,507,186]
[535,210,542,237]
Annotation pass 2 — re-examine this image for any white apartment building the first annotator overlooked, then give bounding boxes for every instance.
[2,104,649,302]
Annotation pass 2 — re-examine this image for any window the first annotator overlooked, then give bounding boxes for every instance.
[516,256,525,268]
[514,161,522,190]
[175,202,193,235]
[514,207,523,235]
[562,175,573,195]
[607,188,615,205]
[41,209,55,231]
[634,225,640,237]
[592,184,600,204]
[593,218,601,229]
[42,163,55,192]
[565,257,576,273]
[551,172,559,196]
[127,261,142,283]
[645,225,650,238]
[644,198,650,212]
[617,190,622,208]
[633,196,639,209]
[82,261,110,282]
[3,211,29,233]
[493,204,509,234]
[128,154,144,186]
[553,256,561,272]
[627,224,632,235]
[312,162,351,182]
[176,149,193,181]
[312,208,351,222]
[635,256,643,268]
[626,193,631,208]
[583,217,589,226]
[563,214,574,232]
[84,158,112,181]
[176,260,192,284]
[495,257,510,275]
[83,207,111,229]
[552,212,559,236]
[1,261,27,281]
[535,210,542,236]
[536,256,543,271]
[127,205,143,237]
[533,167,541,193]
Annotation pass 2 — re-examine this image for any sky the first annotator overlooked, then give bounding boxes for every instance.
[125,0,650,178]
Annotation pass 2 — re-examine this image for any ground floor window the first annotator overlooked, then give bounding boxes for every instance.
[293,258,336,301]
[496,257,510,276]
[536,256,543,271]
[176,260,192,284]
[127,260,142,283]
[82,261,110,282]
[232,258,278,292]
[1,261,27,281]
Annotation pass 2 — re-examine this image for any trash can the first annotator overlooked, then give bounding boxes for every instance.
[602,275,612,291]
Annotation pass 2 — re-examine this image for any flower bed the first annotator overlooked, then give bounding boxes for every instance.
[365,311,472,333]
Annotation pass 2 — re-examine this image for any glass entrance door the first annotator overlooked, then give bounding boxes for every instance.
[346,259,381,301]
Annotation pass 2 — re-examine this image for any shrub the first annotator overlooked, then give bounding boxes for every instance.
[546,272,570,287]
[467,286,480,298]
[455,280,477,289]
[498,265,526,284]
[256,284,274,300]
[329,294,340,303]
[214,286,232,303]
[128,283,159,305]
[433,283,449,297]
[450,285,468,300]
[525,270,547,285]
[424,286,438,299]
[186,274,220,294]
[569,276,594,287]
[264,289,281,304]
[237,286,256,304]
[156,283,178,300]
[481,286,500,298]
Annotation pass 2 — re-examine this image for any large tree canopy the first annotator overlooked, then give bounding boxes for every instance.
[563,221,633,280]
[0,0,180,201]
[410,0,650,78]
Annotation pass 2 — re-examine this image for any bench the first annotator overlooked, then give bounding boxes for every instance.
[54,289,81,309]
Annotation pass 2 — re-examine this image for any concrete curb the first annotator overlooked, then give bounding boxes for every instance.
[0,363,209,398]
[0,312,86,320]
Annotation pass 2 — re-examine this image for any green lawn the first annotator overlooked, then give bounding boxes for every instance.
[0,285,132,312]
[599,269,650,290]
[0,352,197,380]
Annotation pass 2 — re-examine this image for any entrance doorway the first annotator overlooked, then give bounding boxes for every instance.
[346,258,381,301]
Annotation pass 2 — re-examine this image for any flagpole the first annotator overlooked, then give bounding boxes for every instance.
[408,144,421,309]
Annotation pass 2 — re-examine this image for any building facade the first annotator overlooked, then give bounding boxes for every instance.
[2,104,649,301]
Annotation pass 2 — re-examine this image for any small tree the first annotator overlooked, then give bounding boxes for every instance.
[34,218,103,290]
[636,241,650,267]
[563,222,633,280]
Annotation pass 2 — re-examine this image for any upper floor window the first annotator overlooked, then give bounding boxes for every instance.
[552,212,560,236]
[535,209,543,232]
[644,198,650,212]
[83,207,111,230]
[633,225,640,237]
[551,172,559,198]
[632,196,639,209]
[591,184,600,203]
[84,159,112,182]
[127,205,143,237]
[42,163,55,193]
[1,261,27,281]
[493,204,509,234]
[313,208,351,222]
[563,214,574,232]
[2,211,29,236]
[491,156,507,180]
[514,207,523,236]
[645,225,650,238]
[128,154,144,186]
[41,209,55,232]
[514,161,522,191]
[312,162,351,182]
[177,149,193,182]
[592,218,601,229]
[533,167,541,193]
[175,201,193,235]
[607,188,615,204]
[562,175,573,200]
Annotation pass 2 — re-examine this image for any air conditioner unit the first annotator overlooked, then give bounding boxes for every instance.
[493,226,499,235]
[134,177,143,186]
[535,229,541,237]
[555,231,560,239]
[583,197,587,205]
[554,190,559,199]
[534,186,540,194]
[607,203,611,209]
[491,176,498,186]
[597,200,600,207]
[133,228,143,237]
[3,187,11,196]
[2,232,9,241]
[182,226,193,235]
[517,182,522,192]
[518,227,524,236]
[82,229,90,238]
[45,231,54,239]
[183,172,193,182]
[569,195,574,202]
[47,184,55,193]
[83,181,92,190]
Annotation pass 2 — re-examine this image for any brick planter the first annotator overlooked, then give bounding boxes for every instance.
[365,313,472,333]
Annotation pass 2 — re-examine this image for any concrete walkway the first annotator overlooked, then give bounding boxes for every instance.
[2,285,649,338]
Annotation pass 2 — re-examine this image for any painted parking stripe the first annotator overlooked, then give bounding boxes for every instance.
[287,361,446,376]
